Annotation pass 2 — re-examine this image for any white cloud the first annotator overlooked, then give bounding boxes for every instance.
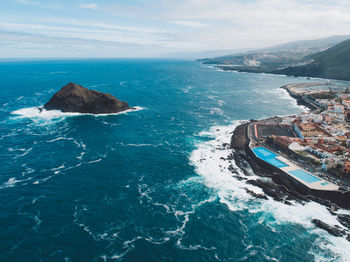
[62,20,168,34]
[0,31,168,58]
[0,22,169,47]
[13,0,39,5]
[80,3,98,10]
[4,0,350,56]
[151,0,350,50]
[168,20,207,28]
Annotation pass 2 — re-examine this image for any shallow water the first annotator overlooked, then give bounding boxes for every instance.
[0,59,349,261]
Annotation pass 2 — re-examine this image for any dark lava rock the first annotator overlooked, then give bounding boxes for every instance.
[338,215,350,229]
[312,219,345,237]
[284,200,293,206]
[247,179,284,201]
[245,188,268,200]
[44,82,131,114]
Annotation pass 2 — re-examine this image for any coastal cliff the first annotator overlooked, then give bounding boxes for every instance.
[201,38,350,81]
[44,82,130,114]
[275,39,350,81]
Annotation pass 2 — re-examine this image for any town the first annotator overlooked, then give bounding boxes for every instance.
[248,82,350,191]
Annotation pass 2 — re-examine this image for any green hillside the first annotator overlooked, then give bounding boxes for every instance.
[276,39,350,80]
[199,36,350,81]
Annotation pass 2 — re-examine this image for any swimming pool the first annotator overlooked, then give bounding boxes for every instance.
[252,147,288,168]
[288,169,321,183]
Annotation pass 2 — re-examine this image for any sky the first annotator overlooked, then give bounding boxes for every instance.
[0,0,350,58]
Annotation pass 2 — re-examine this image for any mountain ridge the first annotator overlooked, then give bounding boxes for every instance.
[199,35,350,81]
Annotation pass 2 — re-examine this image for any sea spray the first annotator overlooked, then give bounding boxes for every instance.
[190,121,350,261]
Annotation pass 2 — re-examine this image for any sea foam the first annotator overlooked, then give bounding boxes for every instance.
[190,121,350,261]
[10,106,145,124]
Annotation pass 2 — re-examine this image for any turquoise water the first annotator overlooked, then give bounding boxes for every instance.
[0,59,349,261]
[252,147,288,168]
[289,169,321,184]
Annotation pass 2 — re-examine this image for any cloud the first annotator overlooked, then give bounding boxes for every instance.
[13,0,39,5]
[149,0,350,50]
[168,20,207,28]
[0,31,169,58]
[4,0,350,57]
[60,20,168,34]
[80,3,98,10]
[0,21,170,47]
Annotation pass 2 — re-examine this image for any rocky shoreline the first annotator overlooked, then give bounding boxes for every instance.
[229,120,350,241]
[280,83,329,113]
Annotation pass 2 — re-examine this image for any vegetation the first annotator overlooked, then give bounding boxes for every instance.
[200,36,350,81]
[276,39,350,81]
[310,92,336,100]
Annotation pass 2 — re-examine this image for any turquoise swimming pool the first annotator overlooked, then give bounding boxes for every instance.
[252,147,288,168]
[288,169,321,183]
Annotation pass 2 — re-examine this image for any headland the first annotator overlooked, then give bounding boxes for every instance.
[230,82,350,241]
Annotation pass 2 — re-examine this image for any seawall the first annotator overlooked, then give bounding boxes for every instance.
[231,121,350,209]
[280,84,327,113]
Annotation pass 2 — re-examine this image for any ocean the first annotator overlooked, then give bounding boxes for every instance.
[0,59,349,261]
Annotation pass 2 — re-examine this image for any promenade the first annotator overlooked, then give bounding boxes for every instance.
[248,122,339,192]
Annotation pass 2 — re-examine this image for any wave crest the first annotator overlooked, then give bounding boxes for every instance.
[190,121,350,261]
[11,106,145,122]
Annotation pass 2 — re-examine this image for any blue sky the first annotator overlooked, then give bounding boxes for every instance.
[0,0,349,58]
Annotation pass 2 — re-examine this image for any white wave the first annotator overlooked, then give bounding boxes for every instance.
[51,164,65,174]
[46,137,73,143]
[137,183,153,204]
[218,99,225,106]
[165,195,217,250]
[11,107,82,120]
[0,177,32,189]
[8,147,33,158]
[47,71,67,75]
[189,122,350,261]
[311,234,350,262]
[33,213,42,230]
[190,122,262,211]
[10,106,145,121]
[280,87,309,112]
[209,107,224,116]
[22,167,35,175]
[120,142,161,147]
[32,195,45,204]
[33,175,52,185]
[73,140,86,150]
[76,151,85,160]
[86,158,102,164]
[182,85,193,93]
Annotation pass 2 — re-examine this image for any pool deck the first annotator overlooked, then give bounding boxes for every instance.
[275,155,339,191]
[251,146,339,191]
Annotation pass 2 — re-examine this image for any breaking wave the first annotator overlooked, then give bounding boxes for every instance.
[189,121,350,261]
[11,106,145,122]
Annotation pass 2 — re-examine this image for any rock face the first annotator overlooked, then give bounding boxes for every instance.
[44,82,130,114]
[312,219,346,237]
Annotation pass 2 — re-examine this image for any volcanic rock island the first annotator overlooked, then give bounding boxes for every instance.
[43,82,131,114]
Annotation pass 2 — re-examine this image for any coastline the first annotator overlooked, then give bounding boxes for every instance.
[280,83,329,113]
[229,84,350,241]
[212,64,350,82]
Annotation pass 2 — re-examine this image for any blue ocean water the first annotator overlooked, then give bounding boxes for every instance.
[0,59,349,261]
